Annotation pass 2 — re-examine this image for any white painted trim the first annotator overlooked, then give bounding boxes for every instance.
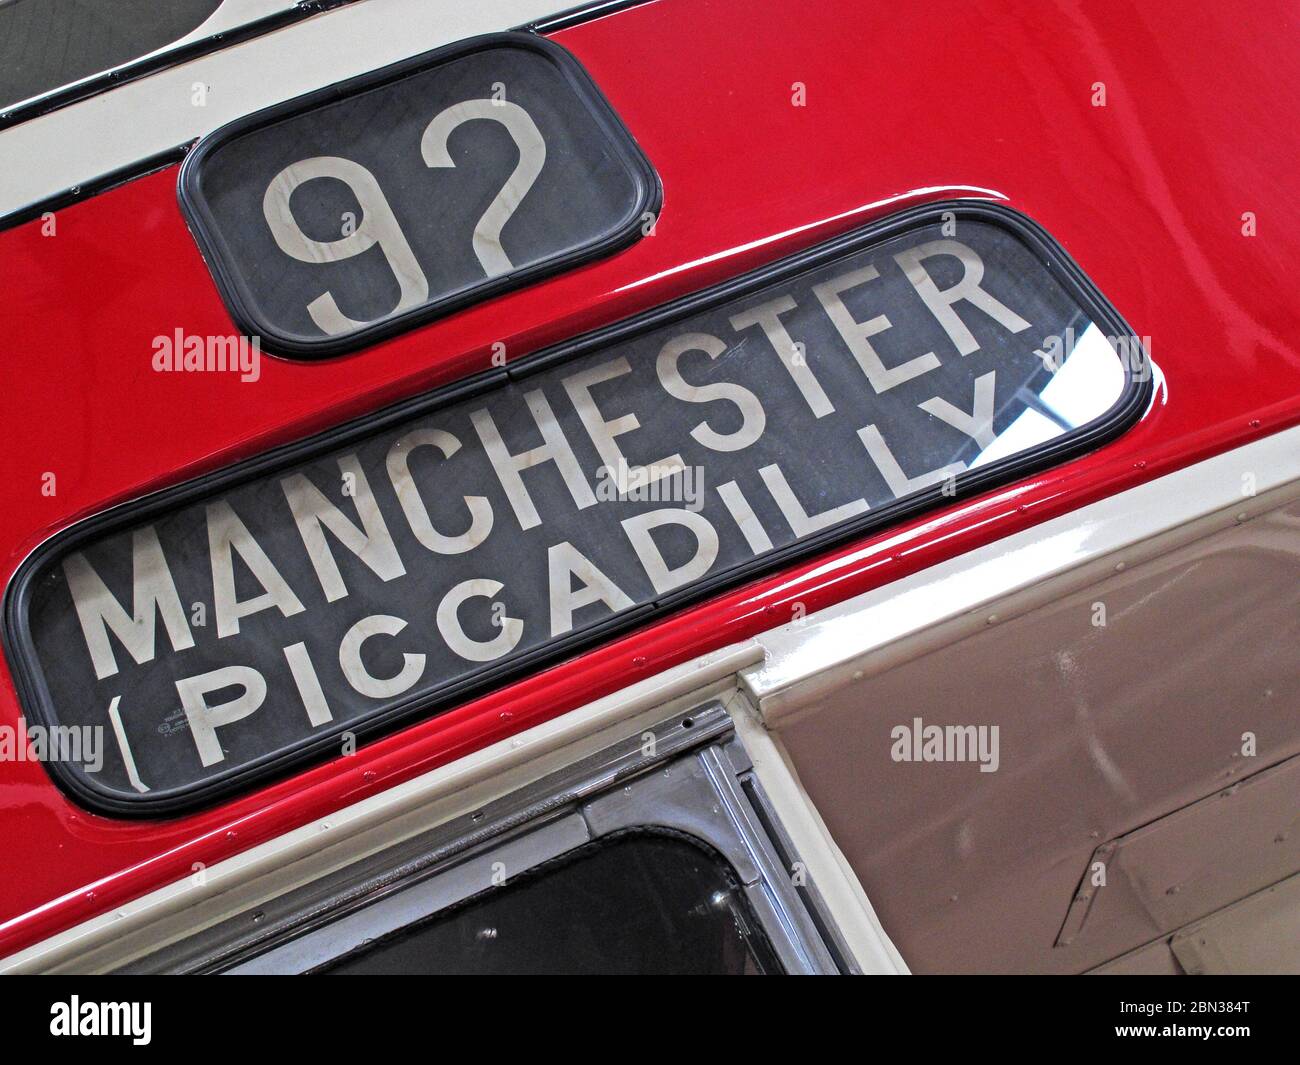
[725,689,910,973]
[1,631,909,975]
[740,424,1300,726]
[0,0,575,217]
[2,0,299,116]
[10,427,1296,973]
[0,641,762,974]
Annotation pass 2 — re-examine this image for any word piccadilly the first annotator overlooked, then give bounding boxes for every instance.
[20,218,1133,804]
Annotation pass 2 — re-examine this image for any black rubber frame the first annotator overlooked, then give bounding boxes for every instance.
[1,200,1153,818]
[175,31,663,360]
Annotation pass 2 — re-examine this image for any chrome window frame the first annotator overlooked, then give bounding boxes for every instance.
[122,700,851,974]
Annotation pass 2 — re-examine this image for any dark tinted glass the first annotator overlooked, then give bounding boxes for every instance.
[16,209,1145,814]
[180,37,658,356]
[319,834,781,975]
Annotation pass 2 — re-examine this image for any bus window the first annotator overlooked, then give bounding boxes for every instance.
[321,833,781,976]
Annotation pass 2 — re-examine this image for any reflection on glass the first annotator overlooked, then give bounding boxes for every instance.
[317,834,781,975]
[20,214,1147,809]
[970,323,1129,469]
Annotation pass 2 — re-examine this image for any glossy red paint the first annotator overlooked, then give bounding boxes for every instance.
[1,0,1298,956]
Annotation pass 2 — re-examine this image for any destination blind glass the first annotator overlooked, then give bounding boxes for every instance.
[8,207,1149,813]
[178,34,660,358]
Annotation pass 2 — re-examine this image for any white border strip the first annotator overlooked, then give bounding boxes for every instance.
[0,0,573,217]
[3,635,908,975]
[0,642,763,973]
[10,428,1297,973]
[741,425,1300,724]
[727,689,910,973]
[1,0,298,116]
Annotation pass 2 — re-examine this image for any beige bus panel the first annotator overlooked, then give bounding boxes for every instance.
[764,491,1300,973]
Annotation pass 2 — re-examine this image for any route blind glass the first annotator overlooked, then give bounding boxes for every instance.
[179,35,659,357]
[9,208,1148,813]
